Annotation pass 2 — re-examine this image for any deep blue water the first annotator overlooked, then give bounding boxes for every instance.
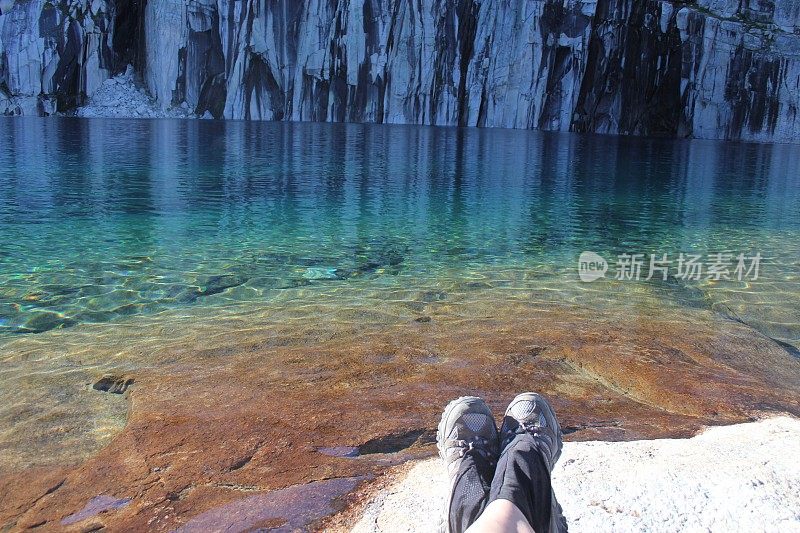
[0,117,798,347]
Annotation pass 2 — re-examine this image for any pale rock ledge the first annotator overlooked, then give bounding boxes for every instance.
[348,416,800,533]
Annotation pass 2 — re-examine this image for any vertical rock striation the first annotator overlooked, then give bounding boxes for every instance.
[0,0,119,114]
[1,0,799,142]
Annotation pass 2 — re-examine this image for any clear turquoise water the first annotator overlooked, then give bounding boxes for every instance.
[1,117,798,349]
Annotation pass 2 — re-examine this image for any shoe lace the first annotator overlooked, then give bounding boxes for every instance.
[502,421,546,448]
[519,421,543,436]
[448,436,496,464]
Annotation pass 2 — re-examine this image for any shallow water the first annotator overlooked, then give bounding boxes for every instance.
[1,117,798,347]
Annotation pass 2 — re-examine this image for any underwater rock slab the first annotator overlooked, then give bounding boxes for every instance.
[174,477,363,533]
[61,495,131,526]
[0,299,798,531]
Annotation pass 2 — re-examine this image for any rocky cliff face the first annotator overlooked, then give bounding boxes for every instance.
[2,0,799,142]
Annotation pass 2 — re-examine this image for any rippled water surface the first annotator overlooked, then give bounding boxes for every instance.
[1,117,799,349]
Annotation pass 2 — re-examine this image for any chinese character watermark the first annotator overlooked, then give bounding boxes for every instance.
[578,252,761,282]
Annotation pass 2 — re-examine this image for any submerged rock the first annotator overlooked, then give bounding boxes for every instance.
[1,298,799,531]
[61,495,131,526]
[197,274,248,297]
[173,477,364,532]
[92,375,135,395]
[303,267,339,280]
[317,446,361,458]
[18,311,76,333]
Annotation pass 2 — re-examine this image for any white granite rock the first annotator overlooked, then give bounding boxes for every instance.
[144,0,187,109]
[75,66,196,119]
[2,0,800,142]
[349,416,800,533]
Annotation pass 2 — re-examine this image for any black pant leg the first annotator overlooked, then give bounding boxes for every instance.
[488,434,553,533]
[448,451,494,533]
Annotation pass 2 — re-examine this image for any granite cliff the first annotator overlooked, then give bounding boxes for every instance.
[1,0,799,141]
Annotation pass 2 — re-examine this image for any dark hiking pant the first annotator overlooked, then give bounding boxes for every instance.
[448,433,566,533]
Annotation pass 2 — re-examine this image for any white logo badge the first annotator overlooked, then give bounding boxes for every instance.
[578,251,608,282]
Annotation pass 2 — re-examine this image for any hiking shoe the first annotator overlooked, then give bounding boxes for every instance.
[499,392,563,471]
[437,396,499,533]
[437,396,499,476]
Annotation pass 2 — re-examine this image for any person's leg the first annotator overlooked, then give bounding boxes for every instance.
[465,499,535,533]
[436,396,500,533]
[473,392,567,533]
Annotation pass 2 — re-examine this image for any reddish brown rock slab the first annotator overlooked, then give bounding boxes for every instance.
[1,306,799,532]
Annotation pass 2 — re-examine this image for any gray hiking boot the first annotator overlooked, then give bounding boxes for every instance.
[499,392,563,471]
[436,396,499,532]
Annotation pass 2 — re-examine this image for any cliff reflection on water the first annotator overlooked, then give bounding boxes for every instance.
[1,117,798,346]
